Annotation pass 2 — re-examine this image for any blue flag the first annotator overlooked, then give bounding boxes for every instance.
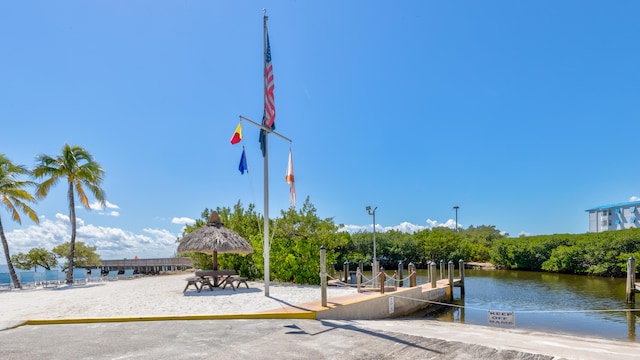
[238,148,248,174]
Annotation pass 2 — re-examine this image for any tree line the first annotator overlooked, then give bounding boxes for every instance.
[0,145,106,288]
[491,229,640,277]
[183,201,640,283]
[6,144,639,289]
[180,200,506,284]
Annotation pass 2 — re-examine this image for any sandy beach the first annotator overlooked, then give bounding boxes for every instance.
[3,272,640,359]
[0,272,357,327]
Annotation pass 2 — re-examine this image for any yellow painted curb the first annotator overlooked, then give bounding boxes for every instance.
[17,312,316,327]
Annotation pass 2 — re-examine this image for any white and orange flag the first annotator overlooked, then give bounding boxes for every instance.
[286,148,296,210]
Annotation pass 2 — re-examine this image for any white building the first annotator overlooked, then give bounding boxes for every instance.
[585,200,640,232]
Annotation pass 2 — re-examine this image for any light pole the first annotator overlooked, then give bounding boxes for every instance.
[453,206,459,232]
[366,205,378,286]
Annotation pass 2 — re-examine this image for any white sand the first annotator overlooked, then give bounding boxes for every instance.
[4,273,640,359]
[0,272,358,328]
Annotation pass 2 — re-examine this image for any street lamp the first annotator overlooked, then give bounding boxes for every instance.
[453,206,459,232]
[366,205,378,286]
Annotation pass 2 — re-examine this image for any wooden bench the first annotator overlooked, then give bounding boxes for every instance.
[227,276,249,289]
[184,277,201,293]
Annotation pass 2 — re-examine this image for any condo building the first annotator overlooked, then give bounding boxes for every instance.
[586,200,640,232]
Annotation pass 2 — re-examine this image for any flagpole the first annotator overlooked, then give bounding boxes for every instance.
[237,11,292,297]
[263,139,270,296]
[262,12,271,297]
[239,114,291,297]
[240,116,291,142]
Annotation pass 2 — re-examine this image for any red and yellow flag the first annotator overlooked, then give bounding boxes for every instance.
[230,123,243,144]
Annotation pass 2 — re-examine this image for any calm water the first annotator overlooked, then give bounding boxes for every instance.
[407,269,639,342]
[0,264,54,273]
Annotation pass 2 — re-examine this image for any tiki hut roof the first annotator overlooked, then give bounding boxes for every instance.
[176,211,253,255]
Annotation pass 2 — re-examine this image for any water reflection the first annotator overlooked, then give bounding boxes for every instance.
[407,269,639,342]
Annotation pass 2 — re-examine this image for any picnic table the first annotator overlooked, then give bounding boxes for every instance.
[195,270,237,289]
[184,270,250,293]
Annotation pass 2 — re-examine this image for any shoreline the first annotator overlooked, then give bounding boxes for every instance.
[2,272,640,359]
[0,272,358,326]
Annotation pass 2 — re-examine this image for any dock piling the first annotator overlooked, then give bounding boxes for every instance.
[459,259,465,295]
[408,262,416,287]
[430,262,437,288]
[448,261,454,300]
[627,257,636,304]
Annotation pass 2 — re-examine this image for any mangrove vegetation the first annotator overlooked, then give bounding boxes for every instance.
[181,200,640,284]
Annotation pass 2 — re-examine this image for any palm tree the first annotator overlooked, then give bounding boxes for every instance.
[0,154,39,289]
[33,144,105,284]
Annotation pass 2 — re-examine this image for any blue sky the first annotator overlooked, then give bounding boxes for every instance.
[2,2,639,263]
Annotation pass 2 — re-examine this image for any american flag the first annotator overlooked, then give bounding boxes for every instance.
[259,22,276,157]
[264,31,276,129]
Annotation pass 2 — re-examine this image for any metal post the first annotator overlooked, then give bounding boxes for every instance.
[453,205,459,232]
[263,124,270,297]
[238,113,292,297]
[320,246,327,307]
[373,212,376,286]
[366,206,377,287]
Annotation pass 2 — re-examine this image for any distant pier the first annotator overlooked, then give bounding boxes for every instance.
[97,257,193,275]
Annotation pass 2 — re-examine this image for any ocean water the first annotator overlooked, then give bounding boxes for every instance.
[0,264,58,273]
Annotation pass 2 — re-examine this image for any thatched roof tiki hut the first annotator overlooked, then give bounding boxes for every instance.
[177,211,253,270]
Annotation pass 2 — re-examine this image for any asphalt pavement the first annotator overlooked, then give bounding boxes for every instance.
[2,318,638,359]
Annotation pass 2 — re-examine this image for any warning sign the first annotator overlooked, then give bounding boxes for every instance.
[389,296,395,314]
[487,310,515,326]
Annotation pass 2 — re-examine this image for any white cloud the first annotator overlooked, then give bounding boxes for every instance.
[630,196,640,202]
[2,214,180,262]
[338,224,369,233]
[426,218,461,230]
[55,213,74,224]
[518,231,530,237]
[172,217,196,225]
[77,201,120,216]
[339,221,427,234]
[88,200,120,211]
[388,221,427,233]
